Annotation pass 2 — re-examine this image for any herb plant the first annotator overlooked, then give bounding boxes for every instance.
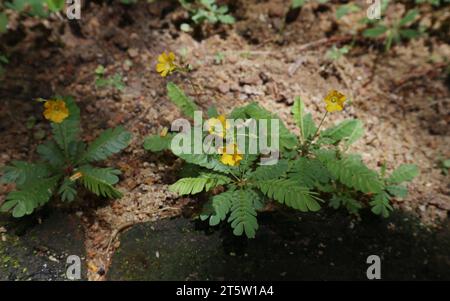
[95,65,126,91]
[179,0,235,31]
[0,97,132,217]
[144,72,418,238]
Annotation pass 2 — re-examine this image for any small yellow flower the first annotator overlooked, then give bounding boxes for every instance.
[207,115,230,138]
[156,51,177,77]
[219,143,243,166]
[43,100,69,123]
[160,127,169,137]
[324,90,346,113]
[69,172,83,181]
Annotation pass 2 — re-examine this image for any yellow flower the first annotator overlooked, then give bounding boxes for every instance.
[156,51,177,77]
[43,100,69,123]
[207,115,229,138]
[219,143,243,166]
[69,172,83,181]
[324,90,346,113]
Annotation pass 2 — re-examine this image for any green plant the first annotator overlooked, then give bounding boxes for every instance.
[363,9,422,51]
[95,65,126,91]
[335,3,360,19]
[179,0,235,30]
[144,84,418,238]
[0,97,132,217]
[326,45,350,61]
[145,83,307,238]
[1,0,65,22]
[290,96,418,218]
[438,158,450,175]
[214,52,225,65]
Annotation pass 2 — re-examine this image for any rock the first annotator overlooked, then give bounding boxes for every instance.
[217,83,230,94]
[0,211,87,281]
[242,85,264,96]
[127,48,139,59]
[107,210,450,280]
[239,74,262,86]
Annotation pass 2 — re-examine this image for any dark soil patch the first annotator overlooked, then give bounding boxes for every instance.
[0,211,87,281]
[108,209,450,281]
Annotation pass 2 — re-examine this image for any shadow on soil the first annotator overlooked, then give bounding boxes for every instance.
[108,209,450,281]
[0,211,87,281]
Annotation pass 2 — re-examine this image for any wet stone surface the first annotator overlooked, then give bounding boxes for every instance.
[108,209,450,281]
[0,211,87,281]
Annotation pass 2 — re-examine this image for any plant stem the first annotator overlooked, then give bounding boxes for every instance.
[176,65,202,100]
[303,111,328,155]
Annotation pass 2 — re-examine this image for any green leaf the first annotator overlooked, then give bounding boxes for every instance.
[46,0,65,12]
[370,191,393,218]
[81,126,131,162]
[256,179,321,212]
[292,96,305,140]
[0,54,8,64]
[0,13,8,33]
[228,189,258,238]
[288,157,332,188]
[68,141,86,164]
[363,25,388,38]
[58,178,77,202]
[37,140,65,168]
[399,9,419,26]
[172,134,232,173]
[170,177,209,195]
[292,0,305,9]
[217,14,235,24]
[344,120,364,146]
[51,97,81,152]
[317,152,384,193]
[167,82,198,119]
[329,195,362,214]
[321,119,364,145]
[1,161,51,187]
[143,133,174,152]
[1,176,60,217]
[207,190,234,226]
[170,173,231,196]
[303,113,317,140]
[336,3,361,19]
[386,185,408,198]
[388,164,419,184]
[399,29,420,39]
[207,105,219,118]
[78,166,122,198]
[249,160,289,181]
[443,159,450,169]
[230,102,297,150]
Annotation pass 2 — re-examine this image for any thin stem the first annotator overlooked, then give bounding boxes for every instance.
[303,111,328,154]
[187,77,201,100]
[175,65,202,100]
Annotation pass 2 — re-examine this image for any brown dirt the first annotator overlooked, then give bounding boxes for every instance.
[0,0,449,280]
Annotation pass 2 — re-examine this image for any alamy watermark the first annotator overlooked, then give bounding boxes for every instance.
[366,255,381,279]
[63,1,381,22]
[66,255,81,280]
[367,0,382,20]
[66,0,81,20]
[171,111,280,165]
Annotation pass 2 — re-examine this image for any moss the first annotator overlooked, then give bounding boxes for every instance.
[0,237,26,279]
